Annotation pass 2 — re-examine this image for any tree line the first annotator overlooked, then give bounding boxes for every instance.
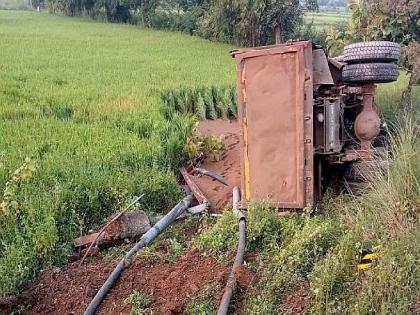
[32,0,304,46]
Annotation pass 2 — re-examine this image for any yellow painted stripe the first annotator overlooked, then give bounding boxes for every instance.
[243,116,251,200]
[358,263,372,270]
[362,253,379,261]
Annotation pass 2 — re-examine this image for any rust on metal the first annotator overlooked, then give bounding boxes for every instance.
[355,84,380,152]
[179,166,209,206]
[232,41,314,209]
[313,48,334,88]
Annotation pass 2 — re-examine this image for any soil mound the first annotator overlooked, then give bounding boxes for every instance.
[10,251,227,315]
[234,265,255,290]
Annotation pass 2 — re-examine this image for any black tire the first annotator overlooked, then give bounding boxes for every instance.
[345,161,376,182]
[343,161,375,195]
[343,158,388,195]
[343,41,400,63]
[342,63,399,84]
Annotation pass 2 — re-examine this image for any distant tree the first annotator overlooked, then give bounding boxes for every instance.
[327,0,419,106]
[46,0,302,46]
[327,0,419,54]
[305,0,318,11]
[159,0,208,12]
[138,0,158,26]
[207,0,302,46]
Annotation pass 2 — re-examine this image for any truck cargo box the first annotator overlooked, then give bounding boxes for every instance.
[232,41,314,209]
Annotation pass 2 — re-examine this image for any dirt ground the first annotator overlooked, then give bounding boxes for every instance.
[196,119,241,212]
[1,251,228,315]
[280,284,311,314]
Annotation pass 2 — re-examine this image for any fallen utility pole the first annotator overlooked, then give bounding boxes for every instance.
[83,194,193,315]
[79,194,145,266]
[217,187,246,315]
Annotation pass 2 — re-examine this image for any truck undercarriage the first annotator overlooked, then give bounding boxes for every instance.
[232,40,400,209]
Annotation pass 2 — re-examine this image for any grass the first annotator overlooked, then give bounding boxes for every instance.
[0,10,234,296]
[184,288,217,315]
[125,290,152,315]
[1,9,418,313]
[304,11,350,31]
[377,71,420,121]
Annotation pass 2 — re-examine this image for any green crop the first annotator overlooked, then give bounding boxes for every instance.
[0,10,234,296]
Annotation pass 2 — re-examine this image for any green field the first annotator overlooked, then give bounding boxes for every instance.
[1,10,418,313]
[0,10,233,296]
[304,11,350,30]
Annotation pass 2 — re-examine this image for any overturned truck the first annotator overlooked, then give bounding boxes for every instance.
[231,40,400,210]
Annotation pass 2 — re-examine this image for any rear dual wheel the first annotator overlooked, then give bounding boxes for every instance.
[342,41,400,84]
[342,63,399,84]
[343,41,400,64]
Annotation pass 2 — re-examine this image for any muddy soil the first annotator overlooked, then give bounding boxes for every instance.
[234,266,256,290]
[196,119,241,212]
[5,251,228,315]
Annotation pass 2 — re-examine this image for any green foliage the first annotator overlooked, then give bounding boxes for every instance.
[344,116,419,241]
[194,204,305,260]
[348,0,419,44]
[303,11,350,32]
[148,6,206,36]
[310,232,360,313]
[245,204,283,251]
[267,217,342,288]
[161,85,237,120]
[326,27,346,57]
[309,114,420,314]
[351,232,420,314]
[184,287,217,315]
[0,158,36,219]
[243,214,342,313]
[0,235,37,297]
[294,20,328,47]
[43,0,303,46]
[206,0,302,46]
[125,290,152,314]
[326,0,419,57]
[184,127,225,165]
[0,11,233,296]
[184,297,215,315]
[204,89,217,120]
[195,92,206,120]
[193,211,237,257]
[376,71,411,120]
[164,238,183,262]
